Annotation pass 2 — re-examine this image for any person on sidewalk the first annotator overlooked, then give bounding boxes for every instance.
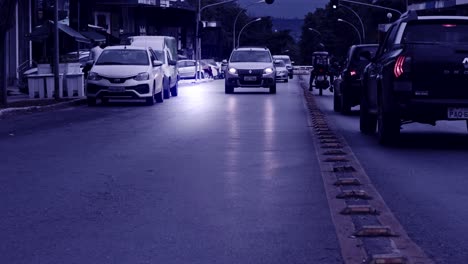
[89,41,103,62]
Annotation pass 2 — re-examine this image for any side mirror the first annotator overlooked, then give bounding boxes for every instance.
[360,51,372,62]
[169,59,177,66]
[153,60,163,67]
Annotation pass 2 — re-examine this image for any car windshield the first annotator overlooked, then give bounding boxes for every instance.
[96,49,149,66]
[230,50,272,63]
[178,61,196,67]
[403,21,468,44]
[276,60,286,67]
[275,57,291,64]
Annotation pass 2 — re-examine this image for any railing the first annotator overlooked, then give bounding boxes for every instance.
[292,65,313,75]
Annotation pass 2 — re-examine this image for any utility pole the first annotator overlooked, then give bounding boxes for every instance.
[53,0,60,100]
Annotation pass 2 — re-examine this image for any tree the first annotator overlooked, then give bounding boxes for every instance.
[0,0,17,107]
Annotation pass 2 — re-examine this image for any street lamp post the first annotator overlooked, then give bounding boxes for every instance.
[233,0,265,50]
[307,27,321,36]
[237,17,262,48]
[337,18,362,44]
[338,4,365,42]
[196,0,237,80]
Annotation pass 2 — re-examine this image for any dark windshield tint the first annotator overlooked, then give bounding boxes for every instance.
[230,51,272,63]
[96,50,149,66]
[352,46,378,62]
[273,57,291,64]
[403,21,468,44]
[276,60,286,67]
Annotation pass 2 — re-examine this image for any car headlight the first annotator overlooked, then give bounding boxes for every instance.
[134,72,150,81]
[264,68,274,74]
[228,67,237,74]
[88,72,102,81]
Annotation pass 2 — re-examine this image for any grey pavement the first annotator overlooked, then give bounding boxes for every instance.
[0,79,342,264]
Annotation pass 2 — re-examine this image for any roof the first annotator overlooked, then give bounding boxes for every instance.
[273,55,291,58]
[104,45,148,50]
[235,46,269,51]
[418,16,468,20]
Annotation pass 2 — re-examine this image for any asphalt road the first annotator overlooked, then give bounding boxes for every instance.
[0,79,342,264]
[308,79,468,264]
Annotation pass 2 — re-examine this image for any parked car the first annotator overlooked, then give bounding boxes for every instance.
[129,36,179,98]
[177,60,204,79]
[333,44,378,114]
[273,55,293,79]
[86,46,164,106]
[201,59,220,79]
[225,46,278,94]
[275,60,289,82]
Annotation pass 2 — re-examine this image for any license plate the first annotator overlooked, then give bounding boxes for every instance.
[448,108,468,119]
[109,86,125,92]
[244,76,257,81]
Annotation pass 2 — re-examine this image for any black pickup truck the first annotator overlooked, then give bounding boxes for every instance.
[361,11,468,144]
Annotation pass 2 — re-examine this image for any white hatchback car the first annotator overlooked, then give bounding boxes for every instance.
[86,46,164,106]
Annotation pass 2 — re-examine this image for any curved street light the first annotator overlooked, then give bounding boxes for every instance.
[237,18,262,48]
[308,27,321,36]
[233,0,265,50]
[338,4,365,42]
[337,18,362,44]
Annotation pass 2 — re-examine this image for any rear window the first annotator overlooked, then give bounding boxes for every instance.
[177,61,196,67]
[402,21,468,44]
[96,50,149,66]
[352,46,378,62]
[230,50,272,63]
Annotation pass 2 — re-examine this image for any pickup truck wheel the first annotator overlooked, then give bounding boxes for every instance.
[359,95,376,134]
[340,91,351,115]
[269,84,277,94]
[377,97,400,145]
[225,84,234,94]
[333,89,342,112]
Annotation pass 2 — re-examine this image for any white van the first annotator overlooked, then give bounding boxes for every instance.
[129,36,179,98]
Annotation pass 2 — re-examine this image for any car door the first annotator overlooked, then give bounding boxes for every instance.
[367,24,397,111]
[149,49,163,93]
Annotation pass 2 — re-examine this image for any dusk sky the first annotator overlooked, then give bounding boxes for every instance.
[237,0,329,19]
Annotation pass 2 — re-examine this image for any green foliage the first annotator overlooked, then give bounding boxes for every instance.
[299,0,405,64]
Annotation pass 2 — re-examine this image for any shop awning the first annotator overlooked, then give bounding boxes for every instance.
[80,31,106,42]
[28,21,90,44]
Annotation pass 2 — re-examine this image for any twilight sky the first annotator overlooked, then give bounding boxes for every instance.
[237,0,329,19]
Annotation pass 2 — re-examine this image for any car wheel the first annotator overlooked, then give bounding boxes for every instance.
[333,88,341,112]
[285,78,289,83]
[163,78,171,99]
[359,93,377,134]
[154,81,164,103]
[377,94,400,145]
[170,81,178,97]
[87,97,96,106]
[225,84,234,94]
[340,89,351,115]
[269,83,277,94]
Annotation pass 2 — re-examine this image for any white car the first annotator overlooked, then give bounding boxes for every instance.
[177,60,204,79]
[275,60,289,82]
[86,46,164,106]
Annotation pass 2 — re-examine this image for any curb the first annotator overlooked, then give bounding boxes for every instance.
[0,98,87,117]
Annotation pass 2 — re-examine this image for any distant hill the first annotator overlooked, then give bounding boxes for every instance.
[272,18,304,43]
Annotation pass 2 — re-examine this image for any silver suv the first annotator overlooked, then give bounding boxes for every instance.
[225,47,277,94]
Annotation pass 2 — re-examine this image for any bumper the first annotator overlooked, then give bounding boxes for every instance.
[276,72,288,80]
[225,75,275,88]
[397,97,468,121]
[86,81,152,99]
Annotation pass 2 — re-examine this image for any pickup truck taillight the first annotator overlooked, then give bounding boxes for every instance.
[394,55,412,78]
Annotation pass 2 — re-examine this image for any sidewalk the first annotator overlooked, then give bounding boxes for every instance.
[1,86,85,118]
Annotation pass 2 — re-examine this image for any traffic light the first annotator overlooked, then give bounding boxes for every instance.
[265,0,274,4]
[331,0,339,9]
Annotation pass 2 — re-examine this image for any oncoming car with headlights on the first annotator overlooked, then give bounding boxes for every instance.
[86,46,164,106]
[225,47,278,94]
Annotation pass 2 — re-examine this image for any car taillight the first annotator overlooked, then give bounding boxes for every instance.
[350,70,357,76]
[394,55,411,78]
